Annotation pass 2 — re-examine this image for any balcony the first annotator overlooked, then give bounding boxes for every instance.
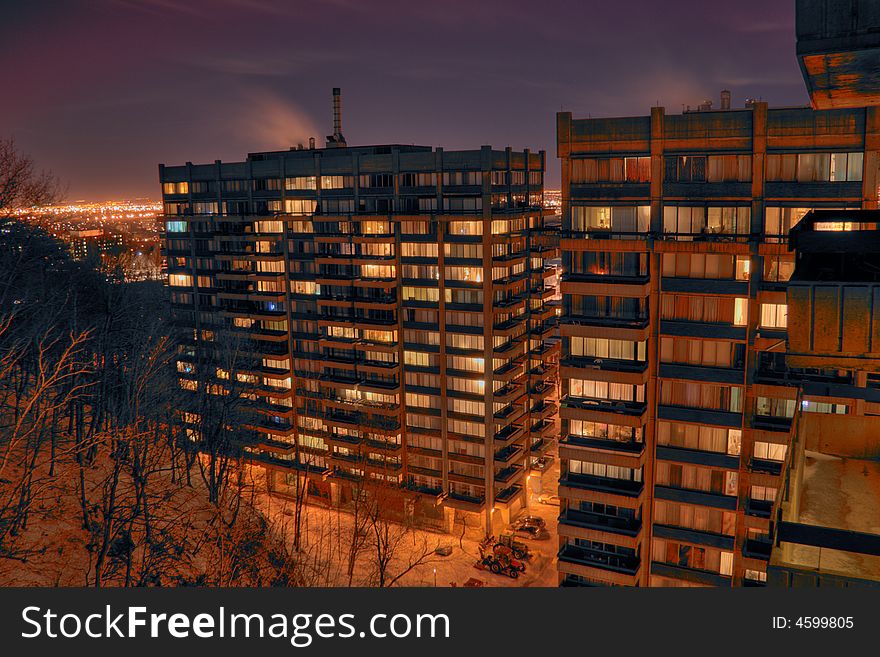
[751,414,793,432]
[561,355,647,375]
[656,445,739,470]
[558,544,640,576]
[530,418,556,439]
[661,276,748,296]
[530,437,553,454]
[658,229,749,244]
[560,472,644,497]
[446,491,485,510]
[530,380,556,399]
[493,403,522,422]
[494,444,523,463]
[749,457,783,476]
[531,400,557,421]
[654,485,737,511]
[494,464,523,484]
[494,361,524,382]
[561,314,649,331]
[495,484,523,504]
[494,381,525,403]
[743,538,773,561]
[656,405,742,429]
[659,320,746,342]
[649,562,732,587]
[562,396,647,419]
[658,362,744,386]
[494,423,525,445]
[652,524,734,551]
[562,435,644,455]
[559,509,641,537]
[746,498,773,519]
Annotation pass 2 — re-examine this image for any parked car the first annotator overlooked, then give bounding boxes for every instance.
[510,524,550,540]
[513,515,546,530]
[435,545,453,557]
[537,493,560,506]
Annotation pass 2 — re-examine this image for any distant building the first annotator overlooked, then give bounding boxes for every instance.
[159,120,559,534]
[67,228,124,261]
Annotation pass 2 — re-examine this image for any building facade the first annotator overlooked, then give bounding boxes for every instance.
[556,101,880,586]
[159,143,558,534]
[67,228,125,262]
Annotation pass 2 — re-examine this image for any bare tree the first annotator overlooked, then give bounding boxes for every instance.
[364,484,440,587]
[0,138,61,215]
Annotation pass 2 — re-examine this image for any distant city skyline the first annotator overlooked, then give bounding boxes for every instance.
[3,0,807,201]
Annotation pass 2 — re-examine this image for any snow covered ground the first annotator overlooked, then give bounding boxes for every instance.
[252,458,561,588]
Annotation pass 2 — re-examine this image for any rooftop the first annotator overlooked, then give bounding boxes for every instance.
[770,411,880,585]
[781,450,880,579]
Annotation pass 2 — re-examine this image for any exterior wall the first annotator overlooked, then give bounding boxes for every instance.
[556,104,877,586]
[159,144,558,535]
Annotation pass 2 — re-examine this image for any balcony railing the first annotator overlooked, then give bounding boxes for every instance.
[746,498,773,519]
[559,509,641,536]
[743,538,773,560]
[561,396,647,417]
[563,435,644,454]
[749,457,783,476]
[560,472,644,497]
[558,544,640,575]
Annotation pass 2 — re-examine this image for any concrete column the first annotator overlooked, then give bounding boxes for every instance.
[443,507,455,534]
[480,145,495,537]
[863,106,880,210]
[649,106,665,234]
[751,102,768,236]
[556,113,572,229]
[641,105,665,581]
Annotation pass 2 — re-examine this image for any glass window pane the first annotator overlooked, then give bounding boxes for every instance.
[847,152,864,181]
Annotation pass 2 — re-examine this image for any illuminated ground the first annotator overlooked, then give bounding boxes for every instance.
[253,456,560,588]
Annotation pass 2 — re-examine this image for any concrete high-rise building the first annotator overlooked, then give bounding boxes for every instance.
[555,100,880,587]
[159,127,559,535]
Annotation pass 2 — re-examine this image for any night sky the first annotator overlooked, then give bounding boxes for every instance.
[2,0,807,201]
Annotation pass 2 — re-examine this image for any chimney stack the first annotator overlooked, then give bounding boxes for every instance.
[720,89,731,110]
[327,88,347,148]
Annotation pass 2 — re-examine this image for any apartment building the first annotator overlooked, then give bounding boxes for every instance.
[67,228,124,262]
[555,99,880,587]
[158,135,558,535]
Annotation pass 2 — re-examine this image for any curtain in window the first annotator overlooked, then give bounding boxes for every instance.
[612,206,637,233]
